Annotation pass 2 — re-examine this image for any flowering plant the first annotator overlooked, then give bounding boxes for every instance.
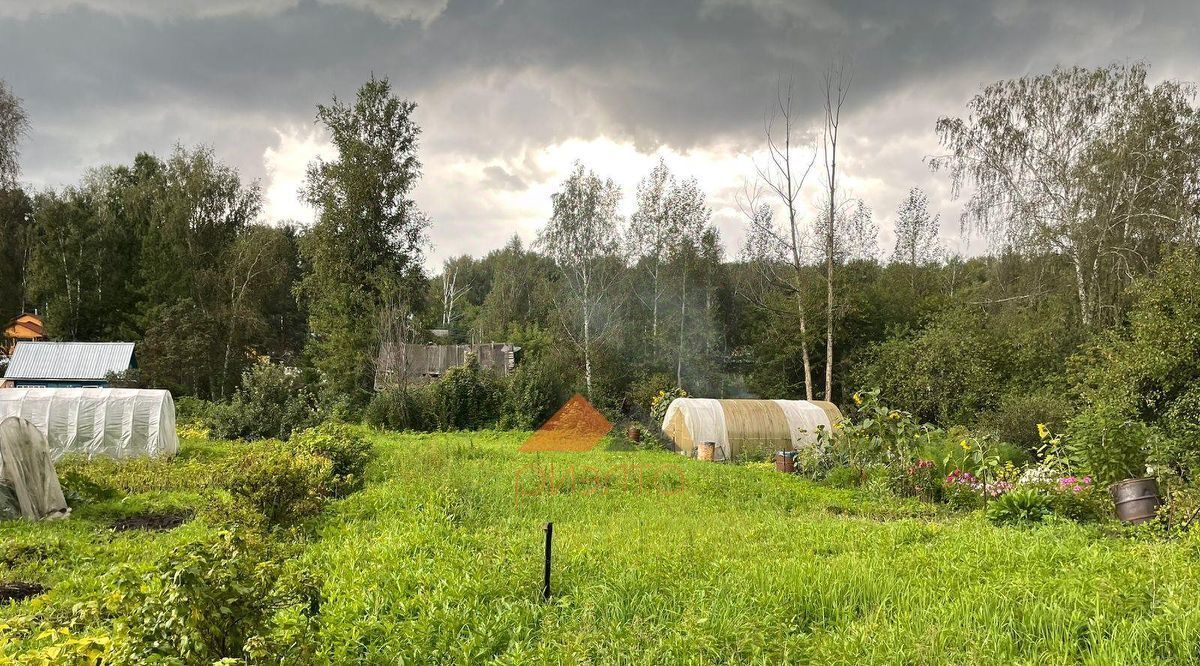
[649,387,688,424]
[889,458,942,501]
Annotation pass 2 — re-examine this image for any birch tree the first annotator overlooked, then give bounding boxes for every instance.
[667,175,712,389]
[0,79,27,188]
[538,162,624,399]
[931,63,1200,327]
[628,158,676,348]
[890,187,942,266]
[820,60,851,400]
[742,76,818,400]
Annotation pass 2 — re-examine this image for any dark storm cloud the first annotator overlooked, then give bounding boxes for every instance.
[1,0,1198,260]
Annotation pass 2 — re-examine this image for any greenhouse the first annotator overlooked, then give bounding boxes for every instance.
[661,398,842,461]
[0,388,178,460]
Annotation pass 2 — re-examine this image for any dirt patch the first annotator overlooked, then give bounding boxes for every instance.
[111,511,192,532]
[0,581,46,604]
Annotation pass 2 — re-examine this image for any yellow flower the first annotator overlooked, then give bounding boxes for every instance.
[959,439,971,452]
[1037,423,1050,440]
[852,392,863,406]
[888,410,900,421]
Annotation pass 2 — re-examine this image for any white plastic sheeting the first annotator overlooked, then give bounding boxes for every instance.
[0,388,178,460]
[661,398,841,461]
[0,416,69,520]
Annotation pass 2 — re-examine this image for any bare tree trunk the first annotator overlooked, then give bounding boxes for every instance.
[796,288,814,401]
[677,276,687,389]
[822,60,850,401]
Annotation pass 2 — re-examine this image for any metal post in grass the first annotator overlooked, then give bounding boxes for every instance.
[542,522,553,601]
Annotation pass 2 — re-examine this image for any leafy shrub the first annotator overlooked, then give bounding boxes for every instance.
[57,455,221,495]
[825,465,865,489]
[500,353,575,429]
[650,387,688,425]
[223,441,333,525]
[1070,248,1200,481]
[210,363,321,441]
[979,387,1074,455]
[851,307,1008,425]
[111,530,318,663]
[986,487,1052,525]
[889,459,943,501]
[290,423,374,496]
[1067,405,1151,485]
[426,354,507,430]
[175,396,219,426]
[365,383,437,431]
[1042,478,1110,522]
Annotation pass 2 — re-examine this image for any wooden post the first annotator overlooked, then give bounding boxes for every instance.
[542,522,553,601]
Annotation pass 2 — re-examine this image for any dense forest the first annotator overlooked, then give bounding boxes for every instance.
[2,62,1199,458]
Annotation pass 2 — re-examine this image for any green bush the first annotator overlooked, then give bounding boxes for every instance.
[986,487,1052,525]
[290,423,374,496]
[428,354,507,430]
[108,530,319,663]
[223,441,333,525]
[365,383,436,431]
[979,387,1074,455]
[851,307,1008,425]
[1070,248,1200,482]
[1067,405,1151,485]
[500,354,575,429]
[210,363,322,441]
[175,396,219,426]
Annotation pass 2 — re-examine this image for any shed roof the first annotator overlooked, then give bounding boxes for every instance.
[4,342,136,381]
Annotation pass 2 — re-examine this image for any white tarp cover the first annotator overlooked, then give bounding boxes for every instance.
[0,416,69,520]
[0,388,178,460]
[771,400,833,449]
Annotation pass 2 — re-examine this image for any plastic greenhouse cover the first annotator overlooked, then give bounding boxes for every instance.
[0,388,178,460]
[661,398,838,460]
[0,416,69,520]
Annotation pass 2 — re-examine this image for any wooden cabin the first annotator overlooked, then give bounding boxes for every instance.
[2,313,48,359]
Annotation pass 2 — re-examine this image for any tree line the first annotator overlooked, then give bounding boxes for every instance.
[2,62,1199,441]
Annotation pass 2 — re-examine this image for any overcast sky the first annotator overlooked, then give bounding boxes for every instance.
[3,0,1198,269]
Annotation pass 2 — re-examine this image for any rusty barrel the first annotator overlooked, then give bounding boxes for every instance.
[1110,477,1161,524]
[697,441,716,462]
[775,451,796,473]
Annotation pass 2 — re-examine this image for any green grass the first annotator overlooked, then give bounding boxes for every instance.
[5,431,1200,664]
[308,431,1200,664]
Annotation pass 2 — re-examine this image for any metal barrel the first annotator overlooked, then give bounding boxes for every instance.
[1109,477,1162,524]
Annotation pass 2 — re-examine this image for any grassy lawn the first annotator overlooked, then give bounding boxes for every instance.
[312,431,1200,664]
[5,430,1200,664]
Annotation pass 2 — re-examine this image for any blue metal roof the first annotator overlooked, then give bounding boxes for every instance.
[4,342,136,381]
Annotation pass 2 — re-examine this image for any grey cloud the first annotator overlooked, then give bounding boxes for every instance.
[1,0,1198,263]
[0,0,447,24]
[481,165,525,190]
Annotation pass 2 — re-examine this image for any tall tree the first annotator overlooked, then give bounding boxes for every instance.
[820,60,852,400]
[475,235,558,339]
[890,187,942,266]
[628,158,678,350]
[538,162,624,399]
[0,187,33,321]
[931,62,1200,327]
[300,76,429,398]
[0,80,31,321]
[0,79,27,188]
[743,76,817,399]
[667,175,712,388]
